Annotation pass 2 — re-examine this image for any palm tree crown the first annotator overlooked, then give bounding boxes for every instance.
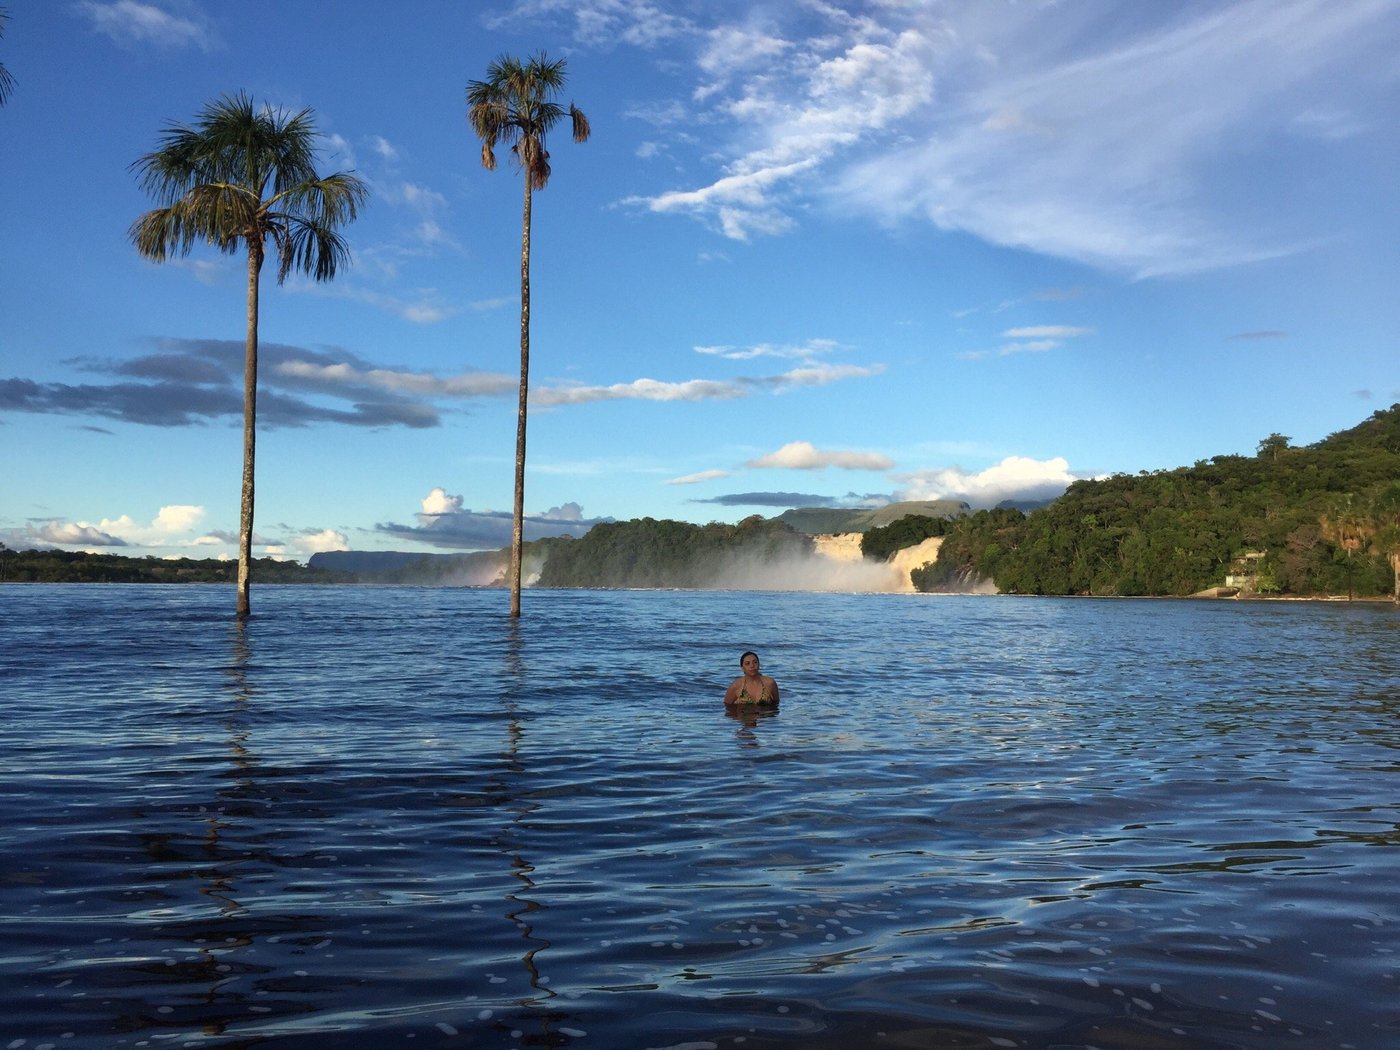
[0,8,16,106]
[130,92,367,283]
[467,53,591,190]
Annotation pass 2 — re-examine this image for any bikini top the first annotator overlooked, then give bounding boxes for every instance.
[738,678,773,703]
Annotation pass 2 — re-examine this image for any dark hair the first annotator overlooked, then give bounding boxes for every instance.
[739,650,759,666]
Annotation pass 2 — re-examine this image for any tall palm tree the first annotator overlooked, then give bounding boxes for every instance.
[467,53,589,618]
[131,93,368,618]
[0,8,15,106]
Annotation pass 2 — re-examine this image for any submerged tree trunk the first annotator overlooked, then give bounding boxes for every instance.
[509,175,533,618]
[237,244,263,619]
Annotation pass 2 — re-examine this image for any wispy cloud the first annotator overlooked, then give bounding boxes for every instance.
[1229,330,1289,341]
[533,359,881,407]
[831,1,1396,277]
[693,491,839,509]
[615,0,1397,276]
[75,0,217,50]
[666,469,731,485]
[492,0,696,48]
[959,324,1095,361]
[534,377,749,407]
[695,338,839,361]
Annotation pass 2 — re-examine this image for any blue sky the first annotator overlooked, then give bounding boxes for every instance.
[2,0,1397,561]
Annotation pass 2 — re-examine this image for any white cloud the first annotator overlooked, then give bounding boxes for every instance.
[290,529,349,555]
[296,282,460,325]
[747,441,894,471]
[153,505,204,533]
[695,338,838,361]
[76,0,215,50]
[666,469,731,485]
[894,456,1079,507]
[831,0,1396,276]
[770,362,884,389]
[960,324,1094,360]
[1002,326,1095,340]
[273,360,514,399]
[421,487,463,517]
[541,502,584,521]
[632,20,935,239]
[31,504,212,551]
[384,488,605,549]
[489,0,693,47]
[534,377,748,407]
[38,520,126,546]
[627,0,1397,274]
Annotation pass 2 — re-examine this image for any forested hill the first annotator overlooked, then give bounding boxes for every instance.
[915,405,1400,598]
[532,515,811,589]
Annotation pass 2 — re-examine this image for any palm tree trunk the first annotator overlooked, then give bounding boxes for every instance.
[236,244,263,619]
[509,176,532,618]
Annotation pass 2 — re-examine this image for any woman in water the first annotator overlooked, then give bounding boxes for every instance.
[724,650,780,706]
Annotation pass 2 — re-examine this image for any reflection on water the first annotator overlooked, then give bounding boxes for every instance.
[1,585,1397,1049]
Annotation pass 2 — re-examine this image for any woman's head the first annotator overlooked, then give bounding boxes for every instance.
[739,650,760,673]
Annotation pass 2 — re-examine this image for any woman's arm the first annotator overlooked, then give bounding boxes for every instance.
[767,676,780,702]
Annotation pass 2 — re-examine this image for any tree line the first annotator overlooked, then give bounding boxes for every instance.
[0,547,350,585]
[912,406,1400,600]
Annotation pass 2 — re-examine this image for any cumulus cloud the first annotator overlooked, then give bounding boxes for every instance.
[377,487,611,550]
[288,529,350,556]
[747,441,894,471]
[153,505,205,533]
[893,456,1080,508]
[19,504,224,553]
[38,521,128,547]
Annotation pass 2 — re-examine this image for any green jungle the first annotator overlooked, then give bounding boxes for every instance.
[5,405,1398,599]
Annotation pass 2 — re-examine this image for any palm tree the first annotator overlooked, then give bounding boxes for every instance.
[0,8,16,106]
[131,93,368,618]
[1320,494,1374,601]
[1370,482,1400,602]
[467,53,589,618]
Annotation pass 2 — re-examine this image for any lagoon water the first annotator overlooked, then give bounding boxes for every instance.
[2,584,1398,1049]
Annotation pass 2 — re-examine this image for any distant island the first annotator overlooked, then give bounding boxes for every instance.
[6,405,1397,600]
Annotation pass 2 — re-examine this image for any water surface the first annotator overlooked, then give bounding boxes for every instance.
[2,585,1397,1048]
